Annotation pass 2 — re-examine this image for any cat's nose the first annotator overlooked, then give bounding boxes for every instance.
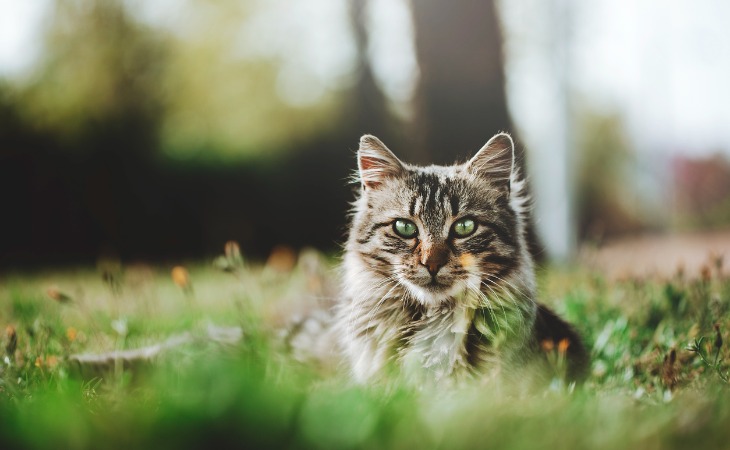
[420,244,449,276]
[425,262,443,277]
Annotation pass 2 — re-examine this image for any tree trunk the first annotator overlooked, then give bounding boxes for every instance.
[410,0,544,259]
[410,0,512,165]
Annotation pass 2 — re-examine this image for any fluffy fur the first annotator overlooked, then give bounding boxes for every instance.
[335,133,588,386]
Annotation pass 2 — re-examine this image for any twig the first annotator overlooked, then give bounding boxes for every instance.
[68,325,243,375]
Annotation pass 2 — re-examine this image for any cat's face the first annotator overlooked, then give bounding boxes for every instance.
[349,133,522,307]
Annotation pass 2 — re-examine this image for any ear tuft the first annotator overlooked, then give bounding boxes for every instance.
[357,135,404,190]
[466,132,514,193]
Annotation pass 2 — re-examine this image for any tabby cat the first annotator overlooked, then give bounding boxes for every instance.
[336,132,588,386]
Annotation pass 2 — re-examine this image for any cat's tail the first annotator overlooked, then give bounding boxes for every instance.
[532,303,590,383]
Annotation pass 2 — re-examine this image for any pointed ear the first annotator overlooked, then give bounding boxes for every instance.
[466,132,514,193]
[357,134,405,190]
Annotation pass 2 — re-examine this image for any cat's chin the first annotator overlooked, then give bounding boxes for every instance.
[404,280,465,307]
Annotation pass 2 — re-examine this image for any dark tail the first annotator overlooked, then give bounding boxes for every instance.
[533,303,590,382]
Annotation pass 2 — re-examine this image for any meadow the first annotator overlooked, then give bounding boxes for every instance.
[1,247,730,449]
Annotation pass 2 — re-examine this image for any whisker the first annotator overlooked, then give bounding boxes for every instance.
[481,278,519,312]
[477,280,510,323]
[482,274,524,309]
[467,281,501,333]
[345,276,396,342]
[364,280,400,341]
[484,272,529,299]
[481,274,528,312]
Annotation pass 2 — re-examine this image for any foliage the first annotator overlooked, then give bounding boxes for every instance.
[574,113,648,241]
[2,258,730,449]
[5,0,356,163]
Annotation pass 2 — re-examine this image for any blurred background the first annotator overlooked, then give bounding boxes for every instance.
[1,0,729,270]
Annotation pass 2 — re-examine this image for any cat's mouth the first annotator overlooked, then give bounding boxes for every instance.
[424,278,450,291]
[414,276,459,296]
[399,271,469,305]
[406,271,459,291]
[403,277,465,306]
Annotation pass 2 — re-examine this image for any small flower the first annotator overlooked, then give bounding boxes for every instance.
[66,327,78,343]
[266,245,296,273]
[35,356,43,368]
[46,287,72,303]
[540,339,555,352]
[224,240,243,265]
[171,266,194,297]
[171,266,189,287]
[111,318,128,337]
[46,355,59,369]
[214,241,244,273]
[171,266,191,289]
[558,338,571,354]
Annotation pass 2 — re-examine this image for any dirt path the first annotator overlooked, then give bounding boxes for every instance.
[578,229,730,280]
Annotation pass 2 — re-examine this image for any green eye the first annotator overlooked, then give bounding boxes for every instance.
[452,218,476,237]
[393,219,418,238]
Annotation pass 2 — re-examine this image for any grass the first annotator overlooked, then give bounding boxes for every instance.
[1,252,730,449]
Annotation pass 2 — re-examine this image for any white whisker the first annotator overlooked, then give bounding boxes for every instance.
[467,281,501,333]
[481,273,529,313]
[484,272,529,299]
[364,280,399,341]
[346,275,397,341]
[476,280,509,324]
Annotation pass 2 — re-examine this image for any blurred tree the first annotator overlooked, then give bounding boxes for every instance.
[0,0,534,266]
[575,114,647,242]
[15,0,357,162]
[18,0,166,158]
[672,155,730,231]
[157,0,353,161]
[349,0,389,137]
[2,0,170,264]
[0,0,359,266]
[410,0,512,165]
[410,0,544,257]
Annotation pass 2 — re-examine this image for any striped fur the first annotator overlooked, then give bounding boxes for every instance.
[336,133,588,386]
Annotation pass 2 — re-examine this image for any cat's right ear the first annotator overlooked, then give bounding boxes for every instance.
[466,132,514,194]
[357,135,405,190]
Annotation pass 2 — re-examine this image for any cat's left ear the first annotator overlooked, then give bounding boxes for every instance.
[357,134,405,190]
[466,132,514,194]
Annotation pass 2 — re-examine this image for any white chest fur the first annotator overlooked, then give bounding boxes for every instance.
[401,302,475,382]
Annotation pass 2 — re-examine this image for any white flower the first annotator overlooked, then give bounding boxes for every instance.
[111,318,128,337]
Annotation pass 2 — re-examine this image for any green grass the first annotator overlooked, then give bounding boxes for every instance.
[1,256,730,449]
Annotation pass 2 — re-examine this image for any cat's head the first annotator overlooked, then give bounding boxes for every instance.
[348,132,528,307]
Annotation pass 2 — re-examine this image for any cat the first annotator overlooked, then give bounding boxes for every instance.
[335,132,588,386]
